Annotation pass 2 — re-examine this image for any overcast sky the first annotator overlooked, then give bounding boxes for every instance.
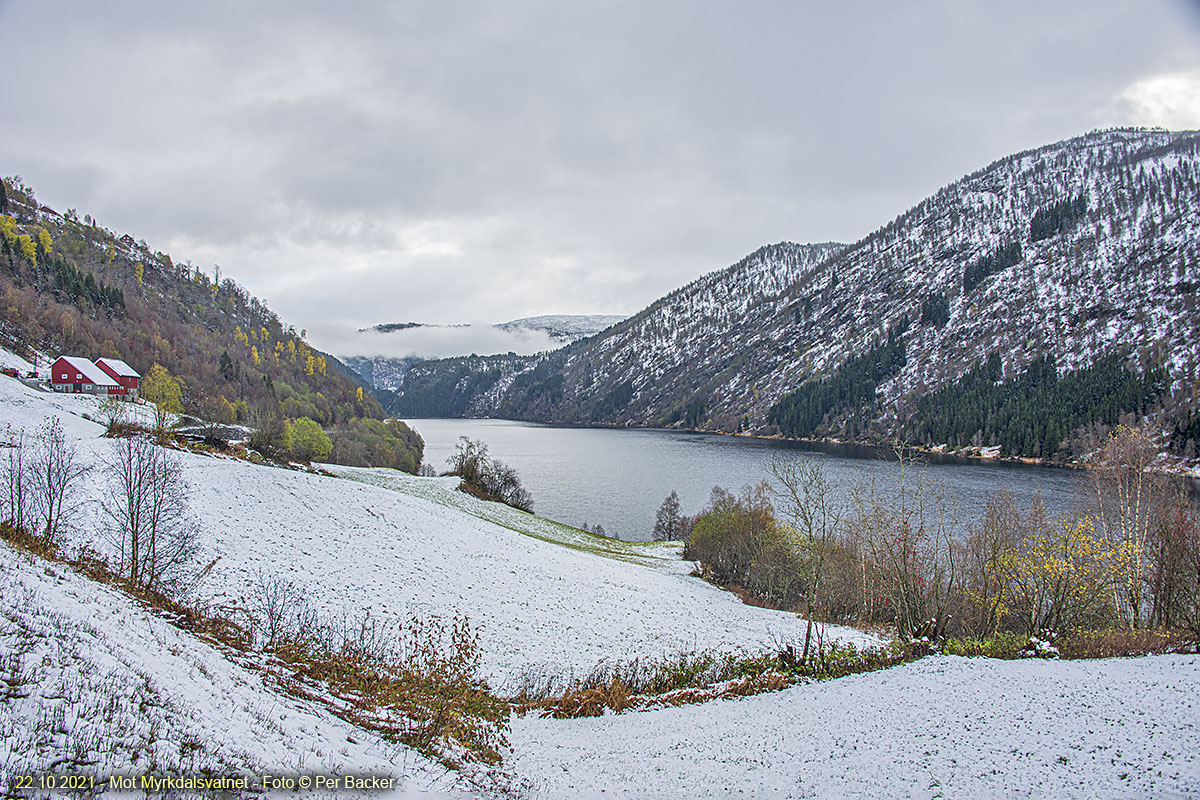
[2,1,1199,357]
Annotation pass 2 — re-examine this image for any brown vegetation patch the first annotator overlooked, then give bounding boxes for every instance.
[1057,628,1197,658]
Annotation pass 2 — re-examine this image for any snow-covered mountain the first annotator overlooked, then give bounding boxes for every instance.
[341,315,625,394]
[495,314,626,344]
[340,354,424,392]
[396,128,1200,445]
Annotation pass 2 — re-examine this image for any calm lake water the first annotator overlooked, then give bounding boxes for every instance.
[404,418,1091,542]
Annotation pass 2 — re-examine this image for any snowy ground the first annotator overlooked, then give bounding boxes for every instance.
[0,541,466,798]
[2,356,1199,798]
[0,366,874,686]
[508,654,1199,798]
[182,456,876,686]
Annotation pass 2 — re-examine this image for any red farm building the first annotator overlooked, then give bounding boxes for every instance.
[94,357,140,400]
[50,356,140,399]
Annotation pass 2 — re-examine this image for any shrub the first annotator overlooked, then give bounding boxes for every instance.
[686,484,808,609]
[289,416,332,462]
[248,411,292,457]
[514,639,914,719]
[1056,627,1195,659]
[941,631,1032,659]
[272,612,509,766]
[445,437,533,512]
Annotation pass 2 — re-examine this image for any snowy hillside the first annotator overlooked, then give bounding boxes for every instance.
[0,363,868,687]
[410,129,1200,441]
[0,543,457,797]
[3,356,1199,797]
[341,354,424,392]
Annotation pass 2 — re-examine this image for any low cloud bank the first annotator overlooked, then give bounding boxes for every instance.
[309,322,560,360]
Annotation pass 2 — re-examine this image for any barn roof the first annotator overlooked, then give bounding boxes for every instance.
[95,357,140,378]
[55,356,120,386]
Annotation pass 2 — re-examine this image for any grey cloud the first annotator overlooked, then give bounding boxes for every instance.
[3,0,1199,341]
[308,322,560,360]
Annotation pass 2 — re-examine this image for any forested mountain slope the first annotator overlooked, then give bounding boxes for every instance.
[394,128,1200,458]
[0,177,422,470]
[389,241,846,421]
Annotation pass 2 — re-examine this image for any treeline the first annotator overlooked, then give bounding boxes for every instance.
[962,241,1022,293]
[0,177,422,473]
[1030,193,1088,242]
[0,216,125,314]
[1175,410,1200,459]
[769,320,908,439]
[505,353,566,410]
[904,351,1166,459]
[385,356,510,417]
[590,379,633,422]
[685,429,1200,649]
[920,292,949,327]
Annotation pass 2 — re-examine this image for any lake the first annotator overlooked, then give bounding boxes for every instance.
[404,418,1091,541]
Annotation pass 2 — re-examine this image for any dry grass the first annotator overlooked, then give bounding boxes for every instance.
[0,520,58,560]
[269,614,509,767]
[1057,628,1196,658]
[512,640,915,720]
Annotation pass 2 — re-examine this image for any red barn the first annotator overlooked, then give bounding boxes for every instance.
[50,356,120,396]
[95,357,141,400]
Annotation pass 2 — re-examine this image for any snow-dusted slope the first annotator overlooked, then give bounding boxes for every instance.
[182,461,874,684]
[0,543,457,797]
[436,129,1200,434]
[495,314,627,344]
[0,368,870,689]
[508,653,1200,798]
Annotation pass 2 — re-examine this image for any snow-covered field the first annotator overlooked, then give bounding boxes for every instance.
[0,359,871,685]
[508,654,1199,798]
[2,356,1198,798]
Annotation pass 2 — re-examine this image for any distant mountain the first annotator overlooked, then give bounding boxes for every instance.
[340,314,626,395]
[341,355,425,392]
[387,128,1200,459]
[496,314,626,344]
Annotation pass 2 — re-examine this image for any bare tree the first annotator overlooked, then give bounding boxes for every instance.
[248,570,311,650]
[847,451,959,640]
[101,436,200,592]
[769,456,840,664]
[957,491,1052,637]
[1148,485,1200,631]
[27,418,88,546]
[1089,425,1171,629]
[2,426,31,531]
[652,490,683,541]
[446,437,488,484]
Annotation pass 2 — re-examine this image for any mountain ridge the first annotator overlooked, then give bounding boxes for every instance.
[385,128,1200,458]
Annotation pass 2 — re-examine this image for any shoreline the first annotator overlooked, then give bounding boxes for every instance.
[406,414,1200,483]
